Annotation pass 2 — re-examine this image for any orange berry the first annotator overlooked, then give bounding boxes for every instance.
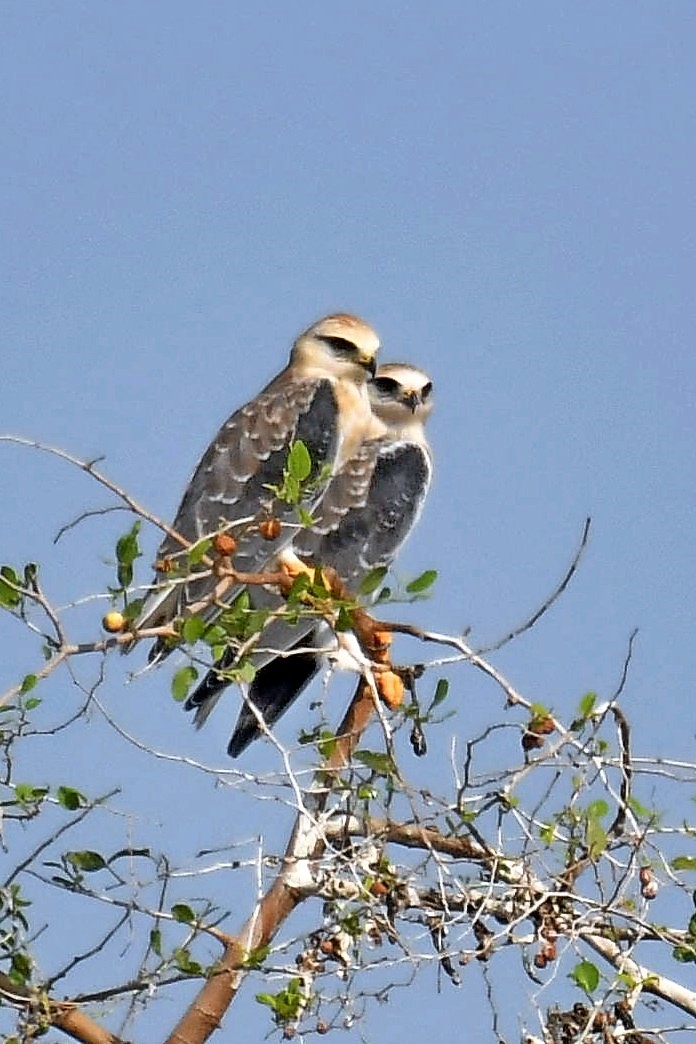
[370,880,389,897]
[102,611,125,633]
[213,532,237,557]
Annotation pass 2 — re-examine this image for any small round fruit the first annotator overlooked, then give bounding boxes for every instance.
[213,532,237,557]
[102,611,125,633]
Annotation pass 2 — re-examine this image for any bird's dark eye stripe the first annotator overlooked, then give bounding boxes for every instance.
[421,381,433,398]
[318,335,359,355]
[372,376,400,394]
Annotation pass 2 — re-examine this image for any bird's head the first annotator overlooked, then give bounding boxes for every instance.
[291,313,380,381]
[368,363,434,431]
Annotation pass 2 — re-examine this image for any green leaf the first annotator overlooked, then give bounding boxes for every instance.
[67,850,107,872]
[56,785,87,810]
[233,659,256,684]
[286,572,312,603]
[316,731,337,759]
[9,952,32,986]
[242,608,270,638]
[355,750,397,777]
[430,678,449,709]
[14,783,49,807]
[578,691,597,718]
[256,978,305,1022]
[672,944,696,964]
[405,569,438,595]
[20,674,38,695]
[24,697,41,711]
[0,565,22,608]
[171,665,198,702]
[256,992,278,1011]
[586,799,609,820]
[181,616,206,644]
[171,903,196,924]
[203,623,227,648]
[122,597,145,624]
[539,821,556,845]
[287,440,312,482]
[242,943,271,970]
[188,537,212,565]
[358,566,388,597]
[672,856,696,871]
[150,928,163,957]
[627,795,653,820]
[173,947,204,975]
[571,960,599,994]
[586,819,607,860]
[115,522,142,588]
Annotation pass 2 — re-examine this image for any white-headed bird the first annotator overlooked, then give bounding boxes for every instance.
[133,314,380,663]
[186,362,434,756]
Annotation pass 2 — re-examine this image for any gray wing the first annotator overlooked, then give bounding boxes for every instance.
[135,375,340,650]
[219,437,432,755]
[295,437,433,583]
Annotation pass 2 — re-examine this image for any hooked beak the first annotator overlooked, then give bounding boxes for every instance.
[404,390,420,413]
[359,355,377,378]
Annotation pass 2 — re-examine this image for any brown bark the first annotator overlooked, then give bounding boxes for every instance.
[166,678,376,1044]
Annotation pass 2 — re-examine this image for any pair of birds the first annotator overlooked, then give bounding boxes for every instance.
[134,313,434,757]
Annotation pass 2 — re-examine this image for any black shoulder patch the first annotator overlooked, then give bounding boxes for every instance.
[295,379,340,482]
[315,441,431,585]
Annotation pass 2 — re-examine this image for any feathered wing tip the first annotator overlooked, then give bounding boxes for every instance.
[227,644,322,758]
[183,646,235,728]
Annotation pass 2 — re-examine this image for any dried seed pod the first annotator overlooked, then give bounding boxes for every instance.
[522,730,545,752]
[378,671,405,709]
[259,518,282,541]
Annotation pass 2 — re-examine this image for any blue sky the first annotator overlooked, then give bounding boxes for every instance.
[2,3,695,1040]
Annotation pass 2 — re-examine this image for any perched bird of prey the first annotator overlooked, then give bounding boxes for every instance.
[133,314,380,662]
[186,363,434,757]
